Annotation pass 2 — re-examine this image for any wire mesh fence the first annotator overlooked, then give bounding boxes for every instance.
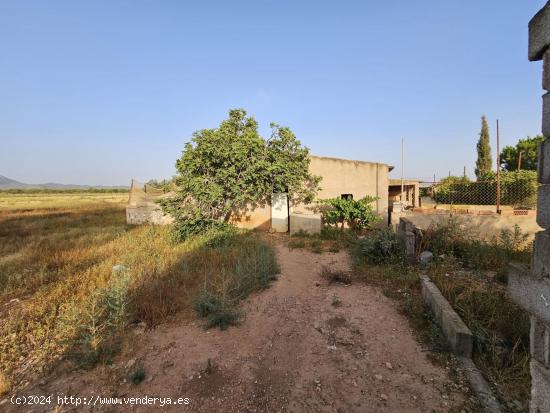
[421,177,538,209]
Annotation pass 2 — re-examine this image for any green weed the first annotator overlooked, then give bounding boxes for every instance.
[130,363,146,385]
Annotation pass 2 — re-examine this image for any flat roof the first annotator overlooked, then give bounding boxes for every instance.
[311,155,394,171]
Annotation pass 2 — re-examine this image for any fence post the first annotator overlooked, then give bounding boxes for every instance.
[496,119,501,213]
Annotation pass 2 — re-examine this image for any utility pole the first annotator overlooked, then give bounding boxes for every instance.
[463,166,466,178]
[518,150,523,170]
[496,119,501,214]
[400,138,404,203]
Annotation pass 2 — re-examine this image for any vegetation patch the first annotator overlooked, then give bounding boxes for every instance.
[351,220,531,407]
[132,230,279,330]
[0,196,279,388]
[129,362,146,385]
[288,226,357,254]
[318,195,380,231]
[355,228,405,265]
[320,265,352,285]
[420,217,531,273]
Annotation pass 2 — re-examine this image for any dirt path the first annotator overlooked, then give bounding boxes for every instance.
[7,244,468,412]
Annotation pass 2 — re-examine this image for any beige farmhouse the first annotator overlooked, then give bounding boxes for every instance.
[126,155,393,233]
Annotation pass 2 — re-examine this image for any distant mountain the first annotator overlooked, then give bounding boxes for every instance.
[0,175,129,190]
[0,175,28,189]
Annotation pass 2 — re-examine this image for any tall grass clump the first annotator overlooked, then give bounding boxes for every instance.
[59,268,132,367]
[131,226,279,329]
[354,228,405,265]
[189,231,279,330]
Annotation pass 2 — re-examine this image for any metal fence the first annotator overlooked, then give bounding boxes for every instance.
[421,178,538,209]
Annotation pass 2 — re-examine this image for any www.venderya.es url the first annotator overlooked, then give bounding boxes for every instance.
[10,394,191,408]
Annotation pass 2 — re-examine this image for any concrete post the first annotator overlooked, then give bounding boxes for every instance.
[508,3,550,411]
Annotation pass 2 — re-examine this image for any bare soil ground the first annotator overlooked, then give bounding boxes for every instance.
[6,243,469,412]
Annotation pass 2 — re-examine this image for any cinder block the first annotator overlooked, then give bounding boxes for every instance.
[531,359,550,413]
[508,265,550,325]
[544,93,550,137]
[531,316,550,365]
[533,230,550,279]
[529,3,550,61]
[420,276,473,357]
[537,184,550,229]
[399,217,415,233]
[539,139,550,184]
[545,49,550,91]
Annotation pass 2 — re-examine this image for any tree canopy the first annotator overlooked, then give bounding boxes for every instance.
[500,135,544,171]
[475,115,493,179]
[162,109,321,239]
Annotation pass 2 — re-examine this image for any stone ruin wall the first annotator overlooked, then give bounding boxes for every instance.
[508,2,550,412]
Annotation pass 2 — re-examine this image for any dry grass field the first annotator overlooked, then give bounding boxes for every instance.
[0,192,129,211]
[0,192,277,394]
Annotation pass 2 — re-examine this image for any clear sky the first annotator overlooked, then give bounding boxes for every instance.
[0,0,547,185]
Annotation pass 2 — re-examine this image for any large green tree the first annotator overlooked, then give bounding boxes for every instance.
[500,135,544,171]
[475,115,493,179]
[162,109,320,239]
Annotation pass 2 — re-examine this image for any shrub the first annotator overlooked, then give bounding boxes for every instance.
[318,196,381,231]
[497,224,530,256]
[193,290,242,330]
[355,229,404,265]
[421,216,475,258]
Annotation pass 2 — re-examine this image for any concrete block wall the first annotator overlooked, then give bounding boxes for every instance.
[510,3,550,411]
[396,217,421,261]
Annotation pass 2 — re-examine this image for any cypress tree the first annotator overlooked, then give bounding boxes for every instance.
[475,115,493,179]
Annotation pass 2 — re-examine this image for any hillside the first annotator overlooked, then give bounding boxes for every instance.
[0,175,128,190]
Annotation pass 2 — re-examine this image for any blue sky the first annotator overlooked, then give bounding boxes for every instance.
[0,0,547,185]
